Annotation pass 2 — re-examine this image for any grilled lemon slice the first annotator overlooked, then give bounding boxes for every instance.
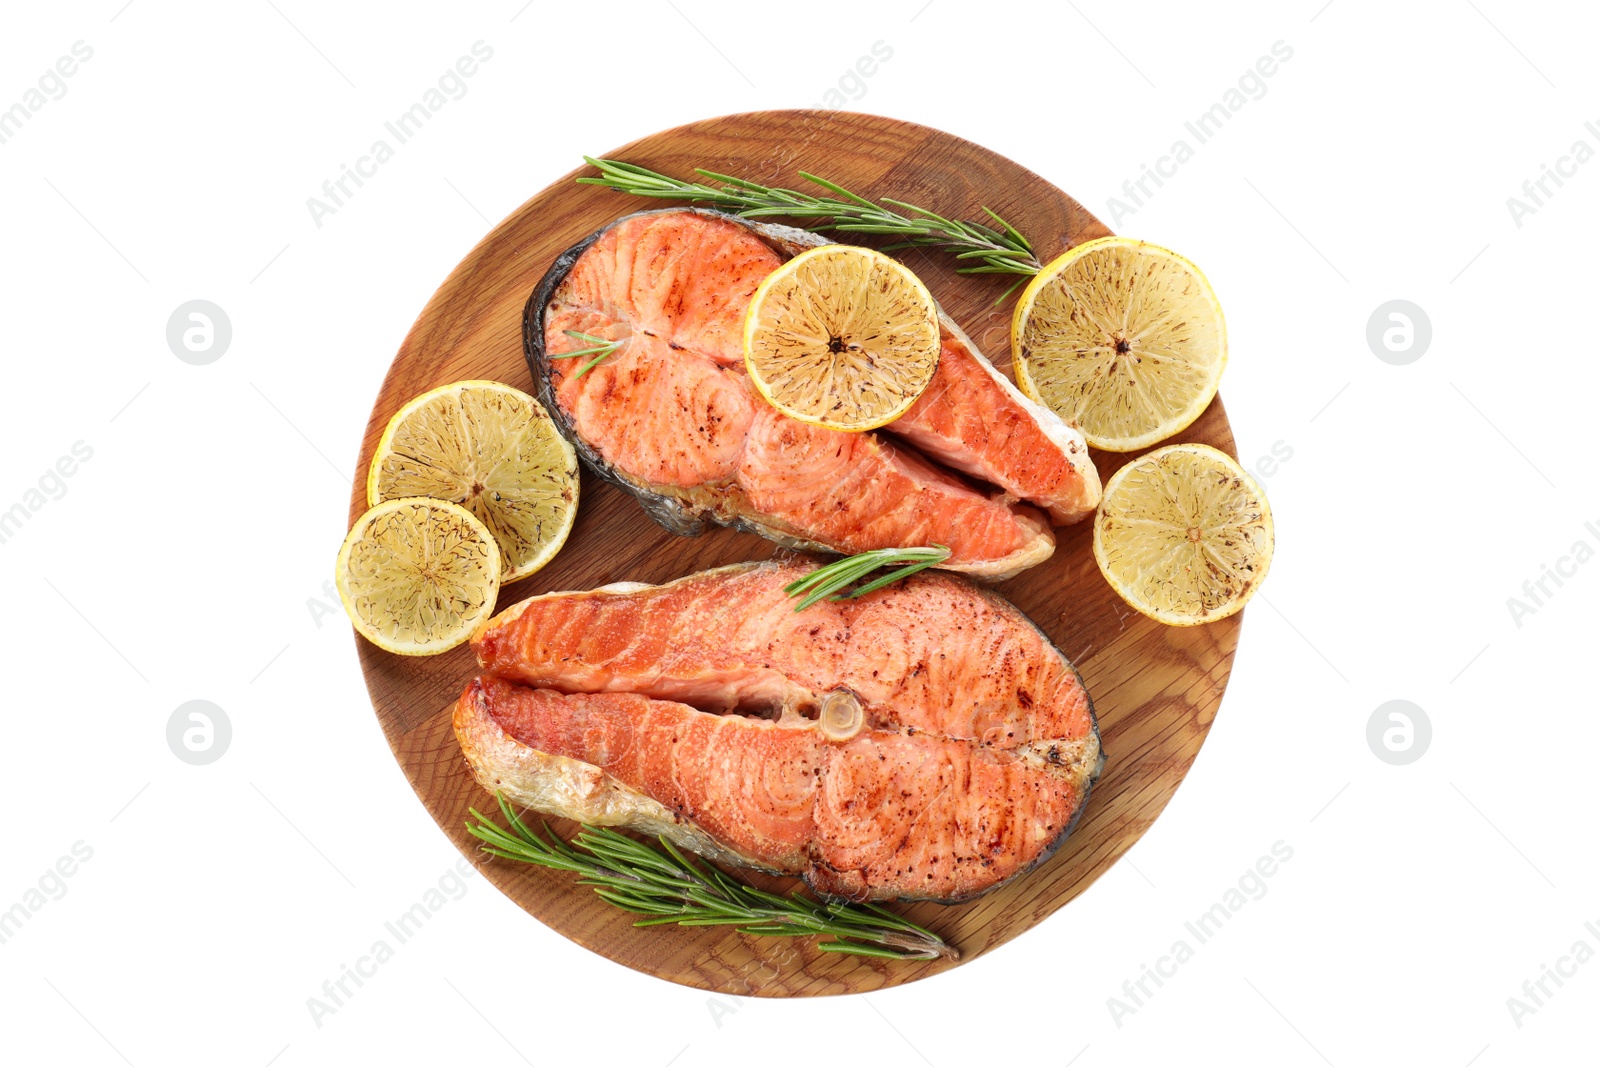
[1012,237,1226,452]
[1093,443,1273,626]
[744,245,940,432]
[367,380,578,583]
[336,498,501,655]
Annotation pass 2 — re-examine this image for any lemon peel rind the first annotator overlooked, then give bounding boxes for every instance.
[1092,443,1272,627]
[365,380,579,584]
[743,245,941,433]
[335,496,503,656]
[1012,237,1227,453]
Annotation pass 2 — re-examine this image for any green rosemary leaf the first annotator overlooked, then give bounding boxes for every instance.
[953,246,1029,261]
[700,863,748,899]
[555,330,625,380]
[787,547,951,611]
[956,262,1028,273]
[791,579,849,613]
[630,915,702,928]
[879,197,962,231]
[576,840,685,881]
[827,222,937,236]
[981,205,1035,253]
[695,169,803,200]
[582,156,668,181]
[796,172,880,209]
[856,901,943,940]
[652,834,719,888]
[782,565,845,596]
[580,158,1044,280]
[741,885,807,909]
[468,797,957,960]
[832,557,945,601]
[593,891,680,915]
[818,940,923,959]
[993,275,1031,304]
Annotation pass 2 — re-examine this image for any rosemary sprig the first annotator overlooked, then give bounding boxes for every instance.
[783,546,951,612]
[579,157,1042,292]
[467,794,955,960]
[558,329,625,380]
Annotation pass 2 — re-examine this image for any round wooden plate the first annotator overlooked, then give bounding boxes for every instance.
[349,110,1240,996]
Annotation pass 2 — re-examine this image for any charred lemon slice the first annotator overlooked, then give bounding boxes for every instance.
[1012,237,1226,452]
[1094,443,1272,626]
[744,245,940,432]
[367,380,578,583]
[336,498,502,655]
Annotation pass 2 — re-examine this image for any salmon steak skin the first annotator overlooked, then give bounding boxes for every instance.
[454,560,1102,903]
[524,208,1100,581]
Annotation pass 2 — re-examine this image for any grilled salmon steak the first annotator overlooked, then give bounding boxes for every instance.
[528,209,1100,581]
[455,561,1102,903]
[898,323,1099,526]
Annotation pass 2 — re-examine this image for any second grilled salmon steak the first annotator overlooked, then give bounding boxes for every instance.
[456,561,1102,903]
[530,208,1100,580]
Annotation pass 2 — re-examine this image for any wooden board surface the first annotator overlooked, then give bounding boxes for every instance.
[348,110,1241,996]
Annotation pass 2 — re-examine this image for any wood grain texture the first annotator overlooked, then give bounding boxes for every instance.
[347,110,1242,996]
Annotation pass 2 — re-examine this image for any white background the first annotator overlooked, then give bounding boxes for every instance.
[1,1,1595,1064]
